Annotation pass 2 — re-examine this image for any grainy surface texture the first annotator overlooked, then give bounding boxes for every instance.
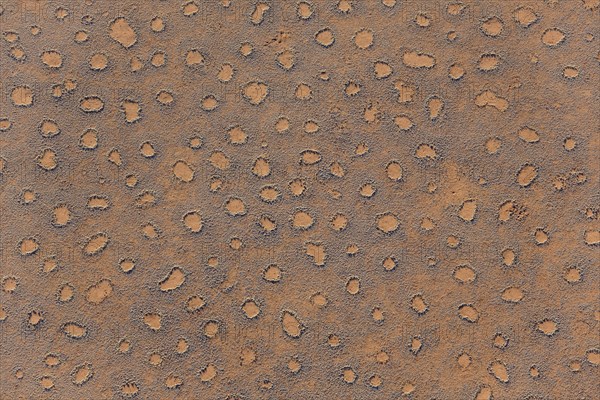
[0,0,599,399]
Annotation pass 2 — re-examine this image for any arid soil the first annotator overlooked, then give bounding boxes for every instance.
[0,0,599,399]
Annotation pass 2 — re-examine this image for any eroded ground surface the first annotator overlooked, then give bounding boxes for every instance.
[0,0,599,399]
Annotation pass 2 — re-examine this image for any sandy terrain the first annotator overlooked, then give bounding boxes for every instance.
[0,0,599,399]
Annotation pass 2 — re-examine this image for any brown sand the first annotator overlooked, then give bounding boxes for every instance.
[0,0,599,399]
